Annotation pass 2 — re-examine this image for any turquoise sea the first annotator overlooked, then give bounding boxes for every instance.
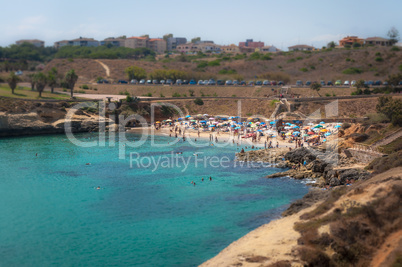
[0,133,308,266]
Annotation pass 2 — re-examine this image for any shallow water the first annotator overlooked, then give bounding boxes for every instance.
[0,133,308,266]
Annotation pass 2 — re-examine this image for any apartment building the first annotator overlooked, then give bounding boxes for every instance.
[288,44,315,51]
[54,37,99,48]
[100,37,126,47]
[125,37,148,49]
[16,39,45,48]
[148,38,167,54]
[365,37,392,46]
[239,39,264,49]
[167,37,187,51]
[220,44,240,53]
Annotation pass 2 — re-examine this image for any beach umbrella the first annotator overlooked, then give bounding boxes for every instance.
[178,118,183,120]
[293,131,300,134]
[237,122,243,125]
[325,132,331,136]
[314,125,323,128]
[320,121,325,124]
[307,122,314,126]
[257,129,263,132]
[231,124,236,127]
[303,134,309,137]
[166,119,172,122]
[190,120,196,122]
[270,121,276,125]
[203,114,208,116]
[200,120,206,123]
[260,122,266,125]
[209,117,215,120]
[334,125,341,128]
[303,126,310,130]
[156,121,161,124]
[308,131,315,135]
[247,117,253,121]
[235,127,241,129]
[320,129,328,132]
[293,126,300,128]
[185,115,191,118]
[251,124,257,128]
[323,139,327,142]
[213,121,219,124]
[285,132,292,136]
[209,125,215,127]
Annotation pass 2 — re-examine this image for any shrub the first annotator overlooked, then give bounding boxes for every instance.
[300,67,308,72]
[375,52,381,56]
[287,58,296,63]
[325,93,331,97]
[399,64,402,71]
[197,61,208,68]
[310,65,316,70]
[296,56,303,60]
[208,60,220,66]
[188,89,195,96]
[194,97,204,105]
[81,84,89,89]
[391,46,400,51]
[375,57,384,62]
[172,92,181,97]
[342,122,351,129]
[262,54,272,60]
[346,58,351,62]
[277,65,282,69]
[218,68,237,74]
[160,93,165,97]
[342,67,363,74]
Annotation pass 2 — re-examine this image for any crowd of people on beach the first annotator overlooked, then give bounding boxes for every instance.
[153,114,341,150]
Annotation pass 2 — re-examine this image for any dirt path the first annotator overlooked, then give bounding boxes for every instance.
[371,129,402,148]
[94,60,110,77]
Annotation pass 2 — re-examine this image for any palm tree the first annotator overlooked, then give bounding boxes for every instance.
[27,73,36,91]
[65,69,78,98]
[47,68,58,93]
[6,72,20,94]
[34,72,47,98]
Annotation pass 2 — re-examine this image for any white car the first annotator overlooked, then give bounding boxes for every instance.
[344,80,350,86]
[351,80,356,86]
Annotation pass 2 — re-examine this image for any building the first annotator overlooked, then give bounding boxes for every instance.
[125,36,148,49]
[148,38,167,54]
[288,44,315,51]
[197,43,221,53]
[100,37,126,47]
[54,37,99,48]
[365,37,392,46]
[167,37,187,51]
[339,36,364,47]
[239,39,264,49]
[16,39,44,48]
[176,43,200,53]
[220,44,241,53]
[260,45,280,53]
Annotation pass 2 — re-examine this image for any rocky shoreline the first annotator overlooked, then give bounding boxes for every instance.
[236,146,371,188]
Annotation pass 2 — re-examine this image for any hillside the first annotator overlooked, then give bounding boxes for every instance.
[43,46,402,84]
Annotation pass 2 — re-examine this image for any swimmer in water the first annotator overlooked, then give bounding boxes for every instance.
[96,186,101,190]
[201,177,204,182]
[86,163,91,165]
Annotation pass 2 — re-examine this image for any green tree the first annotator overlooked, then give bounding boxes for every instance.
[310,82,321,96]
[27,73,36,91]
[125,66,147,80]
[65,69,78,98]
[327,41,336,48]
[376,96,402,126]
[386,73,402,86]
[47,67,58,93]
[355,79,368,89]
[387,26,400,45]
[191,37,201,43]
[6,72,20,94]
[34,72,48,98]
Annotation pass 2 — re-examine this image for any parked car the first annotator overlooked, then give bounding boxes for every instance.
[176,79,182,85]
[198,80,204,85]
[374,80,382,86]
[248,81,255,86]
[271,81,277,86]
[320,80,326,86]
[335,80,342,86]
[146,80,152,84]
[263,80,270,86]
[399,81,402,85]
[160,80,166,84]
[139,79,146,84]
[305,81,311,86]
[97,79,109,84]
[344,80,350,86]
[203,80,209,85]
[351,80,356,86]
[255,81,263,86]
[130,79,138,84]
[296,80,303,86]
[15,70,23,76]
[189,79,197,85]
[166,79,173,85]
[217,80,225,85]
[327,81,333,86]
[182,80,189,85]
[118,80,128,84]
[239,81,246,85]
[383,81,388,86]
[278,81,285,86]
[225,80,233,85]
[232,80,239,85]
[152,80,159,84]
[368,80,374,86]
[208,79,216,85]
